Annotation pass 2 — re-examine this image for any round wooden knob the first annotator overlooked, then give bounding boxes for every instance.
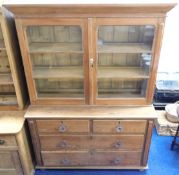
[58,140,68,148]
[0,139,5,145]
[59,123,67,133]
[112,157,121,165]
[61,158,71,165]
[114,141,122,149]
[116,125,123,132]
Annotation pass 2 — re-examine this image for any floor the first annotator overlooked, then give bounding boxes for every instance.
[35,129,179,175]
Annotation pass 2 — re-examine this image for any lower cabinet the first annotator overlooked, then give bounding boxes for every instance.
[0,112,34,175]
[28,118,153,169]
[0,151,23,175]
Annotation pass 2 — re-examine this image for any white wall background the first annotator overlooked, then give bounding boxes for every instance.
[158,2,179,73]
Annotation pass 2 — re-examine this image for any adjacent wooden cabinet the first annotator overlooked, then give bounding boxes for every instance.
[4,2,176,170]
[0,6,27,110]
[0,111,34,175]
[5,3,176,105]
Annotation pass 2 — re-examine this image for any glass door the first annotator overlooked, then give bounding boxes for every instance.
[21,19,88,104]
[94,19,157,105]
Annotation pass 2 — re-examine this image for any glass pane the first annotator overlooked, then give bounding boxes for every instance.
[26,25,84,98]
[35,79,83,98]
[97,25,155,98]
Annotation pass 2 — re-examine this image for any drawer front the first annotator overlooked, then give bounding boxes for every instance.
[40,135,144,151]
[0,151,22,175]
[0,136,17,148]
[37,120,90,134]
[0,171,17,175]
[42,151,141,167]
[93,120,147,134]
[0,152,16,170]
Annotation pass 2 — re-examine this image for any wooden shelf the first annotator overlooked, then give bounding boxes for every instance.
[37,93,84,98]
[29,42,83,53]
[25,105,157,119]
[0,74,13,85]
[98,43,151,53]
[98,93,144,98]
[32,66,148,80]
[32,67,83,79]
[0,95,17,105]
[37,88,83,93]
[98,67,149,79]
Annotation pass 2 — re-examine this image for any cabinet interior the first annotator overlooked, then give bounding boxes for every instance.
[97,25,154,98]
[27,25,84,98]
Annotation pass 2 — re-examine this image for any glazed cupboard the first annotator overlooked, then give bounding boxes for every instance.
[0,6,27,110]
[4,4,175,106]
[0,3,33,175]
[4,2,176,170]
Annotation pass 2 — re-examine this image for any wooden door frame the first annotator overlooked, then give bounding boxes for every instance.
[15,18,89,105]
[92,17,161,105]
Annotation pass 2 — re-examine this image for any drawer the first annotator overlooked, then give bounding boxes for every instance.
[0,152,15,169]
[36,120,90,134]
[93,120,147,134]
[42,151,141,167]
[0,151,22,175]
[40,135,144,151]
[0,171,17,175]
[0,136,17,148]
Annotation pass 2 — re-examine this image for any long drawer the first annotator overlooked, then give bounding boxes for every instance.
[39,135,144,151]
[0,136,17,148]
[42,151,141,167]
[36,120,90,134]
[93,120,147,134]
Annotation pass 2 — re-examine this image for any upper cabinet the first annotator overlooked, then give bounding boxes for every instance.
[0,7,27,110]
[4,3,176,105]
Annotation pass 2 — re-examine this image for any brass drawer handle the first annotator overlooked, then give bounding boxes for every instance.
[0,139,5,145]
[114,141,122,149]
[61,158,71,165]
[58,140,69,148]
[59,123,67,133]
[116,125,123,133]
[112,157,121,165]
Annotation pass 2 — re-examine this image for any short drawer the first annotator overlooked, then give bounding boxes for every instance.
[0,136,17,148]
[36,120,90,134]
[40,135,144,151]
[42,151,141,167]
[93,120,147,134]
